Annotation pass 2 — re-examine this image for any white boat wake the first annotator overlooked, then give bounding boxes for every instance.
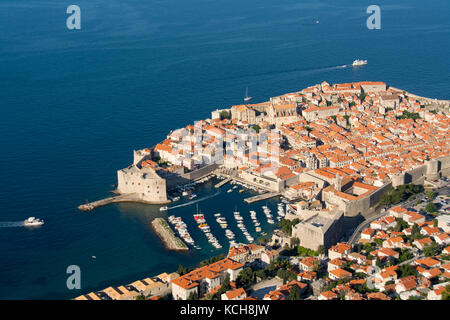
[168,190,222,210]
[0,221,25,228]
[314,64,349,72]
[217,64,351,81]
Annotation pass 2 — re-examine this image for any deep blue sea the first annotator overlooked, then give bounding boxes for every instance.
[0,0,449,299]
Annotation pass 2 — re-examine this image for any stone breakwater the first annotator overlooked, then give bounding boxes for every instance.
[151,218,188,251]
[78,193,170,211]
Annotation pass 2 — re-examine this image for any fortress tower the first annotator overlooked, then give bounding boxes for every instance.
[334,173,342,192]
[392,172,405,188]
[426,159,440,181]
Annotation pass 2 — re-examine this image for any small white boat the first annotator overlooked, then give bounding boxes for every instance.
[24,217,44,227]
[160,206,168,211]
[352,59,367,66]
[244,87,252,102]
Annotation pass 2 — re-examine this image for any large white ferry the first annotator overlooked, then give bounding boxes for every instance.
[24,217,44,227]
[352,59,368,66]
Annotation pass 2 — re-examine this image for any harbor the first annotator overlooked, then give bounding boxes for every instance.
[159,175,280,252]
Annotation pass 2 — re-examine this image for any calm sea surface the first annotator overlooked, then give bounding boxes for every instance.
[0,0,449,299]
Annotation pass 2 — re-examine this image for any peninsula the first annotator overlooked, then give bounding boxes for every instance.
[75,81,450,301]
[79,80,450,221]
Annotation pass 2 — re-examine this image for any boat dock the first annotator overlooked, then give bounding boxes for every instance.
[77,193,170,211]
[214,178,231,189]
[244,192,280,204]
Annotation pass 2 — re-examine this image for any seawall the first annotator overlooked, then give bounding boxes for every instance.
[78,193,170,211]
[151,218,188,251]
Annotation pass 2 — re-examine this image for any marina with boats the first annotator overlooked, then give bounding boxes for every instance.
[80,171,288,254]
[149,173,289,252]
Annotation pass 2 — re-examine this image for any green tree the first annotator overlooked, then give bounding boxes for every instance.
[394,218,409,232]
[423,242,439,257]
[425,202,437,213]
[397,264,417,278]
[255,269,267,281]
[358,92,367,101]
[177,264,189,276]
[188,292,199,300]
[397,111,420,121]
[399,250,413,263]
[288,285,302,300]
[236,268,255,288]
[277,268,297,284]
[200,254,225,267]
[374,239,383,247]
[410,223,423,241]
[279,218,301,236]
[426,191,435,199]
[258,237,268,245]
[317,245,324,255]
[251,124,261,133]
[220,110,231,120]
[218,275,231,295]
[297,245,319,257]
[376,257,383,268]
[433,219,438,228]
[442,285,450,300]
[343,115,350,126]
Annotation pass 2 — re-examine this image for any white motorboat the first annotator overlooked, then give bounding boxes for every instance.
[24,217,44,227]
[352,59,367,66]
